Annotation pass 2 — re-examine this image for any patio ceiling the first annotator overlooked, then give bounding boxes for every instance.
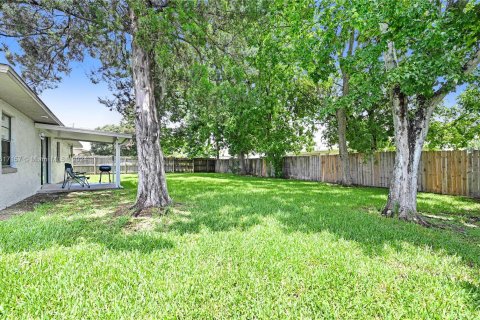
[35,123,132,144]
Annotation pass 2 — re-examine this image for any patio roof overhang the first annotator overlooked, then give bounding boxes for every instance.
[0,64,63,125]
[35,123,133,189]
[35,123,132,144]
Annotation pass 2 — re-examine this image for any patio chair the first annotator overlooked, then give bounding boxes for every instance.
[62,163,90,190]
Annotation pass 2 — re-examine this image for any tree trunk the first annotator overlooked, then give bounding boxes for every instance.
[381,33,432,224]
[238,153,247,175]
[215,138,220,160]
[336,31,354,186]
[382,87,433,224]
[379,25,480,223]
[336,107,352,186]
[130,11,171,213]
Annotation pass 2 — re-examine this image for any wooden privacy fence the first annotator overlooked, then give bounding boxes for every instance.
[74,151,480,198]
[215,157,273,177]
[73,156,137,174]
[216,150,480,198]
[72,156,215,174]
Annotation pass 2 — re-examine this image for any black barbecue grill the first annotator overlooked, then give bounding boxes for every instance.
[99,165,112,183]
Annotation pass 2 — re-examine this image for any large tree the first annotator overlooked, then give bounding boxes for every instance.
[321,54,393,154]
[249,3,317,176]
[313,1,359,186]
[179,2,317,176]
[0,0,210,212]
[277,0,479,221]
[271,0,359,185]
[369,0,480,222]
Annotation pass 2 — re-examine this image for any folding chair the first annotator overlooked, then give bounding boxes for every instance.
[62,163,90,189]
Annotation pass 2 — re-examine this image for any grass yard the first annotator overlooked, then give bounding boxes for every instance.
[0,174,479,319]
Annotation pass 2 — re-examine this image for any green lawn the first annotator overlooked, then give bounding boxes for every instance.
[0,174,479,319]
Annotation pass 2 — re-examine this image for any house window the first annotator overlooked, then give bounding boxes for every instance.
[1,113,11,167]
[56,142,61,162]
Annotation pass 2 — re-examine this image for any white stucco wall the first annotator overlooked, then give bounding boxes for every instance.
[0,99,42,210]
[0,100,76,210]
[50,139,74,184]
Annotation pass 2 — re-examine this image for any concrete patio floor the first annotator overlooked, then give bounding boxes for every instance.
[38,182,119,194]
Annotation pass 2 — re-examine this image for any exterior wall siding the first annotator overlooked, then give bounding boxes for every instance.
[50,139,74,184]
[0,99,74,209]
[0,99,41,210]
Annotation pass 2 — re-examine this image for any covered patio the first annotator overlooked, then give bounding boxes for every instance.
[38,182,118,193]
[35,123,132,192]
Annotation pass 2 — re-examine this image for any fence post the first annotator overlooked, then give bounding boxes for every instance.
[72,151,479,198]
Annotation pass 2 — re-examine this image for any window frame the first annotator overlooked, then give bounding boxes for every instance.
[1,113,12,167]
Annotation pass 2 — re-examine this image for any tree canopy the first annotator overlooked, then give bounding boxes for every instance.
[1,0,479,219]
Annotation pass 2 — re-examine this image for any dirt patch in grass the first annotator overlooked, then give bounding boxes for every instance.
[113,202,186,218]
[0,193,68,220]
[423,212,480,234]
[122,217,161,233]
[467,215,480,223]
[113,203,135,217]
[121,203,191,234]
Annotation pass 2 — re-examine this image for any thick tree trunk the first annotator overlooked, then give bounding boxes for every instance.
[130,11,171,213]
[382,88,433,224]
[379,25,480,223]
[238,153,247,175]
[381,34,433,224]
[382,86,414,219]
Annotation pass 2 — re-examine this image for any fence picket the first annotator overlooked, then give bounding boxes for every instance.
[213,150,479,197]
[74,150,480,198]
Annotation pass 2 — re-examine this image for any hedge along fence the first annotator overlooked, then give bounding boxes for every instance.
[216,150,480,198]
[72,156,215,174]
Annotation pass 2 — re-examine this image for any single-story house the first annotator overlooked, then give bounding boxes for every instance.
[0,64,131,210]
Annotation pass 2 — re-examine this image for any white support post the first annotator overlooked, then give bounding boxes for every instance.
[115,139,121,188]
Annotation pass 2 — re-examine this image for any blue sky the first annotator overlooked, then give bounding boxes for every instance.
[444,84,466,107]
[37,60,123,129]
[0,48,122,130]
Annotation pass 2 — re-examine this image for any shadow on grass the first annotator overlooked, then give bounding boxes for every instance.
[1,173,479,265]
[165,173,480,265]
[0,181,173,254]
[0,212,173,254]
